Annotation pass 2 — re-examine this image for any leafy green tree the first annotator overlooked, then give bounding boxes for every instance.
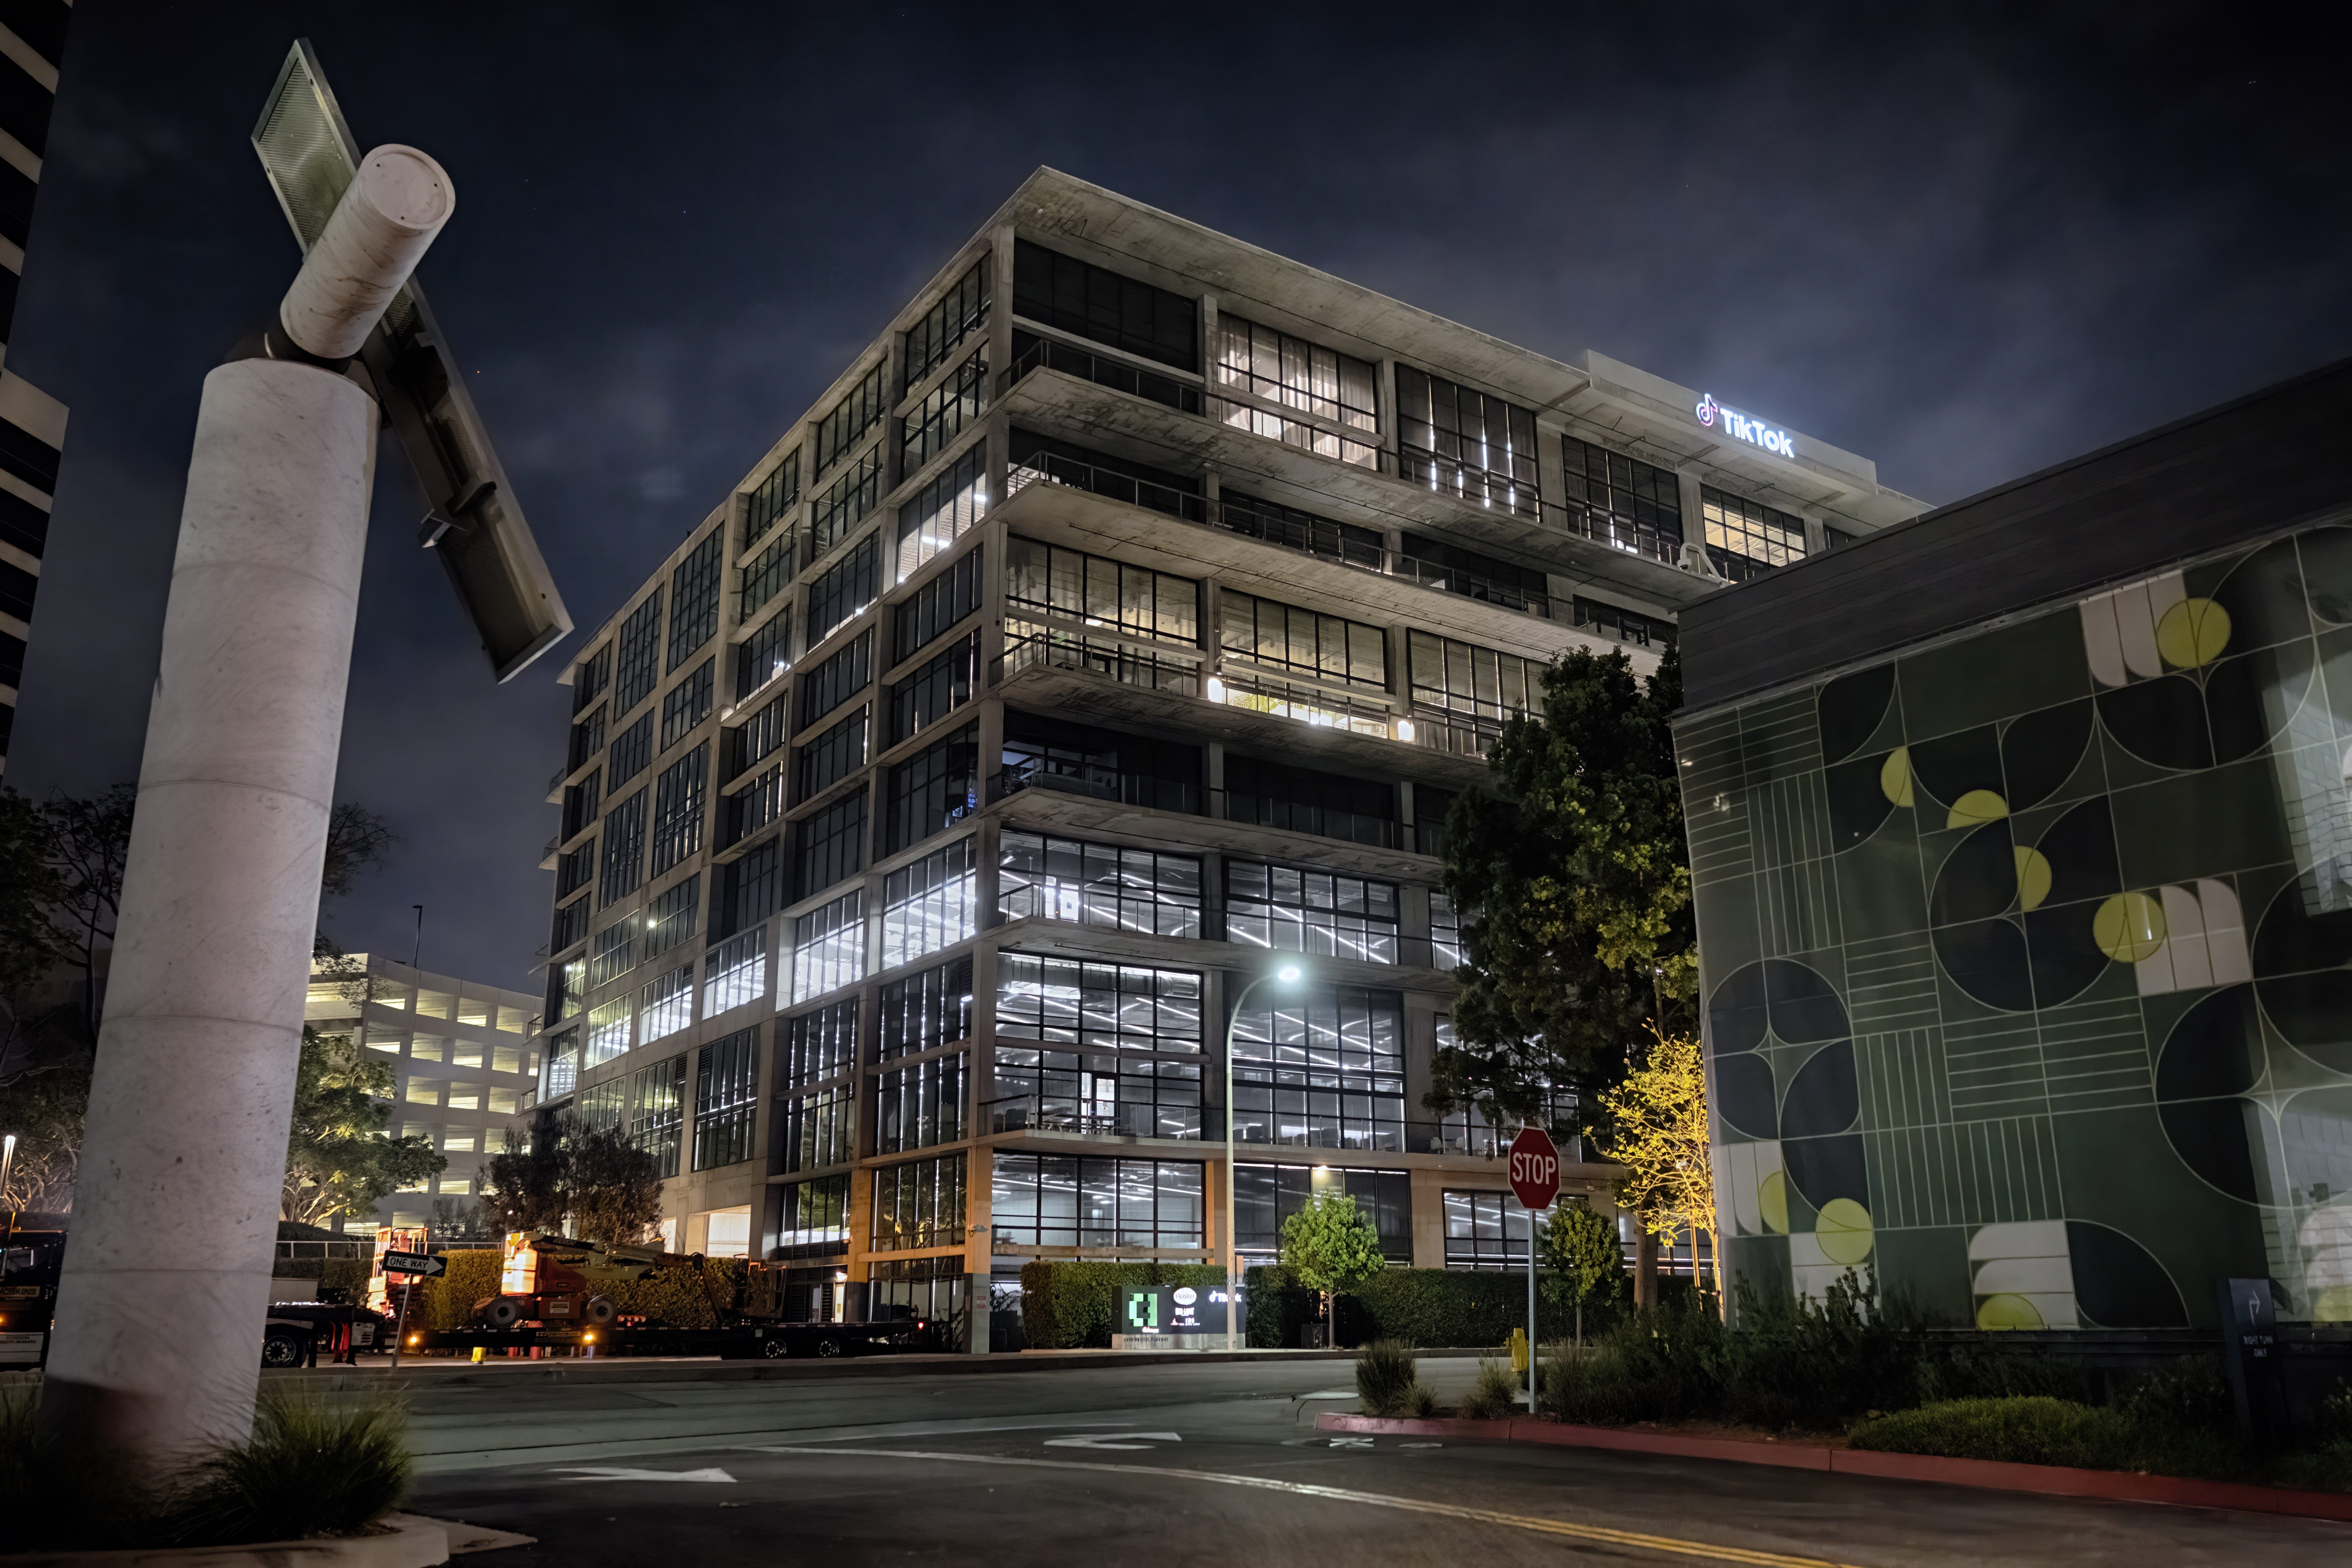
[1429,644,1693,1137]
[482,1110,569,1234]
[1542,1202,1624,1347]
[481,1110,661,1246]
[1278,1192,1386,1332]
[281,1025,445,1226]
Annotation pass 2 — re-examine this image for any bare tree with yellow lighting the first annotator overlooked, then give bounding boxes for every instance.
[1588,1026,1716,1305]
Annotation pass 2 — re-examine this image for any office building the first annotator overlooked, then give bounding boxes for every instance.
[304,953,542,1235]
[1677,359,2352,1328]
[0,2,70,773]
[525,168,1926,1330]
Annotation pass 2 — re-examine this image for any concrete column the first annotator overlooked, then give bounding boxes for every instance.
[42,358,379,1468]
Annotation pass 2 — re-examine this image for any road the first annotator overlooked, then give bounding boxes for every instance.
[397,1356,2347,1565]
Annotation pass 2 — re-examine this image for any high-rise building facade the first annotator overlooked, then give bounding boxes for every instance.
[0,2,70,773]
[523,170,1926,1330]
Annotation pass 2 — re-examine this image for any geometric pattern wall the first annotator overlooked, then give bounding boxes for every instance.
[1676,522,2352,1328]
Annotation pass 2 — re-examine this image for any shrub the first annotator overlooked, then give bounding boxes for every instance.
[2114,1357,2231,1435]
[606,1257,746,1327]
[1356,1340,1418,1416]
[1461,1358,1522,1421]
[421,1249,505,1330]
[164,1385,411,1546]
[0,1389,148,1550]
[1019,1261,1229,1349]
[1407,1383,1440,1418]
[1848,1395,2241,1481]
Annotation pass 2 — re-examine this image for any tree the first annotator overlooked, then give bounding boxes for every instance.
[281,1026,445,1227]
[0,1062,85,1213]
[1588,1026,1716,1304]
[481,1110,660,1246]
[0,787,62,996]
[1277,1192,1386,1332]
[1542,1202,1624,1347]
[1428,644,1693,1137]
[319,802,397,899]
[43,784,134,1041]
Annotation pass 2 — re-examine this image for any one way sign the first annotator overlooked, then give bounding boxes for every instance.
[381,1250,445,1277]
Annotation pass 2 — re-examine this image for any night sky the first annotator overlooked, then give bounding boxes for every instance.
[8,3,2343,1000]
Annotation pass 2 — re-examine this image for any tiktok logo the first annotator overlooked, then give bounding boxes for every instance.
[1695,393,1720,428]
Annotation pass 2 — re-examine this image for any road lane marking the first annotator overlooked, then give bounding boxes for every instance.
[549,1466,736,1483]
[752,1448,1865,1568]
[1044,1432,1182,1450]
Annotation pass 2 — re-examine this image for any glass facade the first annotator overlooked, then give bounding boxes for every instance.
[668,529,724,672]
[1225,860,1400,962]
[995,956,1201,1053]
[1006,537,1197,645]
[992,1155,1204,1249]
[871,1152,966,1252]
[999,831,1203,936]
[1219,590,1386,689]
[692,1026,760,1170]
[613,590,664,716]
[703,924,767,1016]
[897,440,987,581]
[1396,367,1539,518]
[791,889,866,1004]
[1212,315,1378,470]
[881,836,978,969]
[1701,485,1807,578]
[1231,984,1406,1151]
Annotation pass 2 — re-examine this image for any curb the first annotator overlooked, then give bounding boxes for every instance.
[0,1516,448,1567]
[1313,1413,2352,1523]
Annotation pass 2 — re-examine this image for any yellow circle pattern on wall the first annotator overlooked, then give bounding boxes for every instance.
[2155,597,2232,669]
[1975,1293,2045,1331]
[1947,789,2008,830]
[2093,891,2167,963]
[2014,846,2053,911]
[1880,747,1914,808]
[1759,1171,1789,1235]
[1815,1197,1874,1265]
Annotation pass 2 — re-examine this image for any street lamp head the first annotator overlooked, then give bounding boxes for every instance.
[1277,964,1301,984]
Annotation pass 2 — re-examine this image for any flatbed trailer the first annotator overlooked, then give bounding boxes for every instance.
[396,1316,931,1360]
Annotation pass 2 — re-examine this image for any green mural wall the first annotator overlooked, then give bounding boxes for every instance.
[1676,522,2352,1329]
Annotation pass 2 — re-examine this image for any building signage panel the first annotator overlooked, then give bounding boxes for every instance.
[1695,394,1794,458]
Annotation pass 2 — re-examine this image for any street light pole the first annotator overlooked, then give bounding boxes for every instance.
[1224,963,1301,1352]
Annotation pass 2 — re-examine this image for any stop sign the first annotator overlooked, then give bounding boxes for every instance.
[1508,1126,1561,1211]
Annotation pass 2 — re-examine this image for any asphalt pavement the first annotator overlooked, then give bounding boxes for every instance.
[399,1356,2351,1565]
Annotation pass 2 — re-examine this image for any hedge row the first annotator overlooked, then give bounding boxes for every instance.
[413,1251,747,1331]
[1018,1260,1230,1348]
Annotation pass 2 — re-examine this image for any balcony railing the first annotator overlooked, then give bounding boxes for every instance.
[999,337,1204,416]
[548,765,570,794]
[1211,670,1396,740]
[1006,453,1206,523]
[991,627,1203,696]
[1204,499,1554,621]
[986,1094,1190,1139]
[987,758,1205,814]
[1543,500,1684,569]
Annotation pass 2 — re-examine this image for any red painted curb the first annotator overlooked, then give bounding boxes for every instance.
[1313,1413,2352,1523]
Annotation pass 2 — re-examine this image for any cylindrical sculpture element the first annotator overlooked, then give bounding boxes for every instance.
[279,143,453,359]
[40,359,379,1474]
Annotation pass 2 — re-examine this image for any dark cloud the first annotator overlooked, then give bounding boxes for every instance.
[9,1,2344,994]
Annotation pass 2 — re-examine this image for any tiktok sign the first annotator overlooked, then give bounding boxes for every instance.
[1695,393,1795,458]
[1508,1126,1561,1213]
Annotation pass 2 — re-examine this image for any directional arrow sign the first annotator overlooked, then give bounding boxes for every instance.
[381,1250,444,1277]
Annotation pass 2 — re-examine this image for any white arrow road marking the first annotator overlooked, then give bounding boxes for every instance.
[1328,1437,1374,1448]
[1043,1432,1181,1450]
[549,1466,736,1483]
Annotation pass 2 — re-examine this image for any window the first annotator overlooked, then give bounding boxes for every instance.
[785,997,858,1086]
[1400,532,1548,610]
[1571,596,1674,648]
[1237,1166,1412,1261]
[793,707,867,806]
[886,630,976,743]
[568,703,606,772]
[792,788,866,900]
[736,608,792,703]
[810,448,883,563]
[882,723,978,854]
[896,440,987,581]
[1225,860,1400,962]
[814,360,887,476]
[1013,240,1197,372]
[703,924,768,1016]
[876,1052,968,1154]
[1224,756,1394,848]
[581,1078,625,1133]
[1213,316,1378,433]
[1701,485,1807,576]
[808,533,881,644]
[881,837,977,969]
[1415,785,1456,860]
[644,873,699,958]
[1231,984,1406,1152]
[791,889,866,1003]
[585,996,631,1069]
[552,894,590,954]
[894,545,984,665]
[650,744,708,874]
[998,831,1202,937]
[640,963,694,1044]
[573,644,611,714]
[902,352,987,475]
[741,534,794,623]
[713,836,783,942]
[562,770,602,842]
[630,1054,687,1177]
[799,629,873,729]
[548,958,585,1026]
[661,661,715,750]
[591,914,638,988]
[879,955,973,1060]
[1406,629,1539,752]
[783,1084,854,1171]
[780,1174,849,1248]
[668,529,724,671]
[998,712,1201,813]
[995,955,1201,1053]
[723,765,784,849]
[870,1152,966,1252]
[541,1026,580,1100]
[725,692,790,783]
[607,711,653,788]
[614,590,664,714]
[1396,367,1539,518]
[904,256,989,388]
[1215,491,1383,568]
[991,1051,1201,1140]
[1444,1190,1531,1268]
[1219,590,1386,689]
[1006,536,1197,645]
[990,1156,1202,1250]
[693,1026,761,1171]
[598,792,647,905]
[1561,436,1684,547]
[744,450,800,550]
